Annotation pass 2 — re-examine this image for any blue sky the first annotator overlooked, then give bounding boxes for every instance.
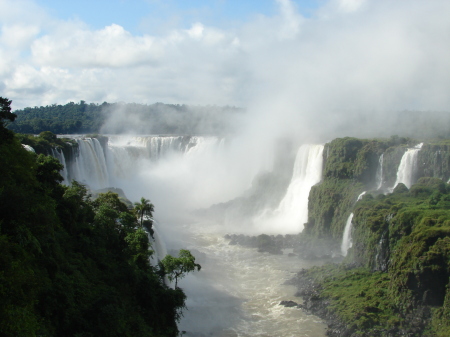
[35,0,321,34]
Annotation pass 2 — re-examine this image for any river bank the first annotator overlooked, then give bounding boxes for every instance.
[287,265,433,337]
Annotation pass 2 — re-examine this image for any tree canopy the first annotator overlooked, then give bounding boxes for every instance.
[161,249,202,288]
[0,98,187,336]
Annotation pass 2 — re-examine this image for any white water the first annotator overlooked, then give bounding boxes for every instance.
[50,148,69,184]
[340,191,366,256]
[255,144,324,234]
[341,214,354,257]
[171,223,327,337]
[375,153,384,190]
[52,135,329,336]
[69,138,110,190]
[390,143,423,191]
[22,144,35,153]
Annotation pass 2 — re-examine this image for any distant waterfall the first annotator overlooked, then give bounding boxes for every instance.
[53,135,218,191]
[51,148,69,184]
[69,138,110,190]
[341,191,366,256]
[375,153,384,190]
[256,144,324,233]
[391,143,423,190]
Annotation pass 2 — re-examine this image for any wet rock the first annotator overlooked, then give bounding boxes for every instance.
[279,300,298,307]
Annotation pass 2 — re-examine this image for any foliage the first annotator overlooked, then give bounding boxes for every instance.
[305,265,397,333]
[301,135,450,336]
[134,197,154,227]
[161,250,202,288]
[7,100,243,135]
[16,131,77,158]
[0,113,186,336]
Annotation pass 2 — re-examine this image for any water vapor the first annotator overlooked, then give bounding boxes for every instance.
[3,0,450,230]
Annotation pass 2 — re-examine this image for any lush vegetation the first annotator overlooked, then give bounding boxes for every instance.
[7,100,243,135]
[299,137,450,336]
[0,98,193,336]
[301,176,450,335]
[305,136,412,246]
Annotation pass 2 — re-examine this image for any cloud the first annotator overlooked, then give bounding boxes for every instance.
[32,24,163,68]
[0,0,449,137]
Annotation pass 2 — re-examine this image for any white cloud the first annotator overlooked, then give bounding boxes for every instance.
[0,0,449,135]
[32,24,163,68]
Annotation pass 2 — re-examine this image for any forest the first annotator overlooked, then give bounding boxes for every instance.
[0,98,193,336]
[7,100,243,136]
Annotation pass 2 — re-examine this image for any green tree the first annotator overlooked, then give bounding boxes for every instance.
[161,249,201,288]
[0,96,16,140]
[0,97,15,124]
[134,197,154,227]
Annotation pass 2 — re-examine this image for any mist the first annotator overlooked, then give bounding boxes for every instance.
[75,0,450,234]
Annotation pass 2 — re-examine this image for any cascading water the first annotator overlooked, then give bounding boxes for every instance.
[255,144,324,234]
[68,138,110,190]
[341,191,366,256]
[341,214,354,257]
[51,148,69,184]
[390,143,423,191]
[375,153,384,190]
[51,135,328,336]
[148,224,168,266]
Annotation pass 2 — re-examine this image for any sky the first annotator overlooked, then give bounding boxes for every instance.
[1,0,450,136]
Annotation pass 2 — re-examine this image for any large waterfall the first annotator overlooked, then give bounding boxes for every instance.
[254,144,324,234]
[52,135,328,336]
[390,143,423,190]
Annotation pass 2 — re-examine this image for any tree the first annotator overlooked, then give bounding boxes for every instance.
[134,197,154,227]
[0,97,15,124]
[0,97,16,141]
[160,249,201,288]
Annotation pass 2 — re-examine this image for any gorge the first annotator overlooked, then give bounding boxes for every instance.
[26,132,450,336]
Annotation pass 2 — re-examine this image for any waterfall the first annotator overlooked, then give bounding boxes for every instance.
[149,224,168,266]
[22,144,35,153]
[341,191,366,256]
[69,138,110,190]
[48,135,329,335]
[375,153,384,190]
[390,143,423,190]
[51,148,69,184]
[341,214,354,256]
[256,144,324,233]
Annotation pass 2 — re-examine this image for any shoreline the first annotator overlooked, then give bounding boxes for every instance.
[285,266,432,337]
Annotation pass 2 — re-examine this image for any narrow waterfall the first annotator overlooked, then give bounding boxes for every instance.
[51,148,69,184]
[256,144,324,233]
[341,191,366,256]
[391,143,423,190]
[22,144,35,153]
[341,214,354,256]
[375,153,384,190]
[149,224,168,266]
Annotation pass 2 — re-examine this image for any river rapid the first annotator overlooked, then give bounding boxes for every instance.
[161,222,327,337]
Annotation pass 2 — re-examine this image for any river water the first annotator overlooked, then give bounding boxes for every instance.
[162,222,327,337]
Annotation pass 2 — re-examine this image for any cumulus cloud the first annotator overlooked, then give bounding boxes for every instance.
[0,0,449,142]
